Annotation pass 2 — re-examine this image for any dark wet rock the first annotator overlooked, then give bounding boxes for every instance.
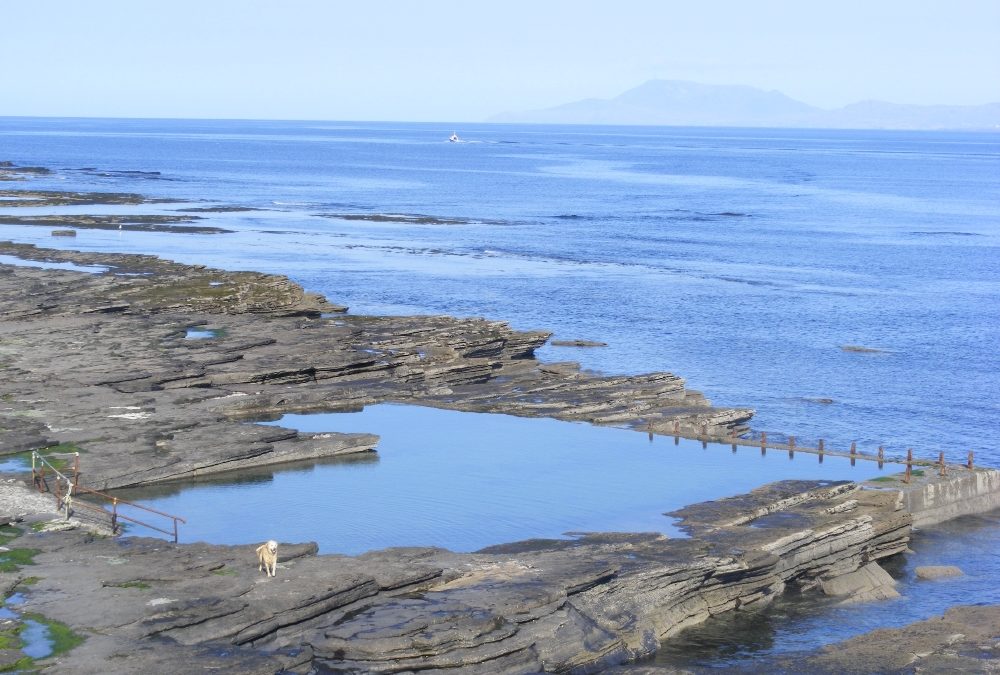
[0,163,52,181]
[174,205,264,213]
[321,212,509,226]
[0,188,173,206]
[50,229,77,237]
[550,339,608,347]
[840,344,889,354]
[0,214,230,234]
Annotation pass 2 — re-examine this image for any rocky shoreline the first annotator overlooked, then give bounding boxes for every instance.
[1,238,999,672]
[0,240,752,491]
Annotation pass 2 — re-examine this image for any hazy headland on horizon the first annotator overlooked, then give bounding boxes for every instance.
[490,79,1000,131]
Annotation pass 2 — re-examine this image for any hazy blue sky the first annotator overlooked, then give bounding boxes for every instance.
[5,0,998,121]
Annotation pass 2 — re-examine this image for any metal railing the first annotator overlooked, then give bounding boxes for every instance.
[662,421,978,483]
[31,451,186,542]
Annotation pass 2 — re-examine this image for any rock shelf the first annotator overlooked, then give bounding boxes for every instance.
[0,241,751,490]
[1,241,998,673]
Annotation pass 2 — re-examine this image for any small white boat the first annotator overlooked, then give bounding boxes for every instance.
[448,132,460,142]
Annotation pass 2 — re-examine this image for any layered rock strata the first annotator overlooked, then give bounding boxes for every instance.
[1,243,998,672]
[0,242,751,489]
[1,476,917,673]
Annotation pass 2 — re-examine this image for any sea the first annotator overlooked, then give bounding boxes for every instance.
[2,117,999,664]
[2,118,997,463]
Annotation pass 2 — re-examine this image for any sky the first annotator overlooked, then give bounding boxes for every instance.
[4,0,999,121]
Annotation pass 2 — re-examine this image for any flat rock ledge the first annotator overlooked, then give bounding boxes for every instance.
[3,243,998,672]
[1,476,923,673]
[0,242,751,490]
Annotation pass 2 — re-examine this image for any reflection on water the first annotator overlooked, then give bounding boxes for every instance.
[116,404,886,554]
[653,509,1000,670]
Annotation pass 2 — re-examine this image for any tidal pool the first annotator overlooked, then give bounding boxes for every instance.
[114,404,888,554]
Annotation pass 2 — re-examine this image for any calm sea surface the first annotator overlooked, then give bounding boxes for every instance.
[2,117,999,664]
[2,118,997,464]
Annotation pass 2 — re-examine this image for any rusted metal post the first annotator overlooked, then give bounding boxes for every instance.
[818,439,824,454]
[938,451,946,476]
[673,420,680,446]
[967,451,974,470]
[788,435,795,460]
[111,498,118,533]
[73,452,80,487]
[904,448,913,483]
[849,440,856,467]
[760,431,767,450]
[877,445,884,469]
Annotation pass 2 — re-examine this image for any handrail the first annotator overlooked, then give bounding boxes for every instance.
[73,485,187,543]
[662,422,977,482]
[31,451,186,542]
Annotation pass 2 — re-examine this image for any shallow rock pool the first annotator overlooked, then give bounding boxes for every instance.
[114,403,888,554]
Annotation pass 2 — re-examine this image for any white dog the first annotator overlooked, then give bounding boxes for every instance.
[256,540,278,577]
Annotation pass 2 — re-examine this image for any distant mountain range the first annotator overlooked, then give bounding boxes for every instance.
[490,80,1000,131]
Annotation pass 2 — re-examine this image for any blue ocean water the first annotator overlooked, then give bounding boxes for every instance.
[2,117,999,667]
[2,117,997,465]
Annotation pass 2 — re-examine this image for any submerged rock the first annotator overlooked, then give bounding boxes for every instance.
[550,339,608,347]
[820,561,900,604]
[915,564,964,580]
[840,344,889,354]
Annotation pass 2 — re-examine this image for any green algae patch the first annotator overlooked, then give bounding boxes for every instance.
[868,468,926,483]
[0,624,22,651]
[22,613,85,658]
[0,526,22,547]
[0,549,40,573]
[33,442,85,470]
